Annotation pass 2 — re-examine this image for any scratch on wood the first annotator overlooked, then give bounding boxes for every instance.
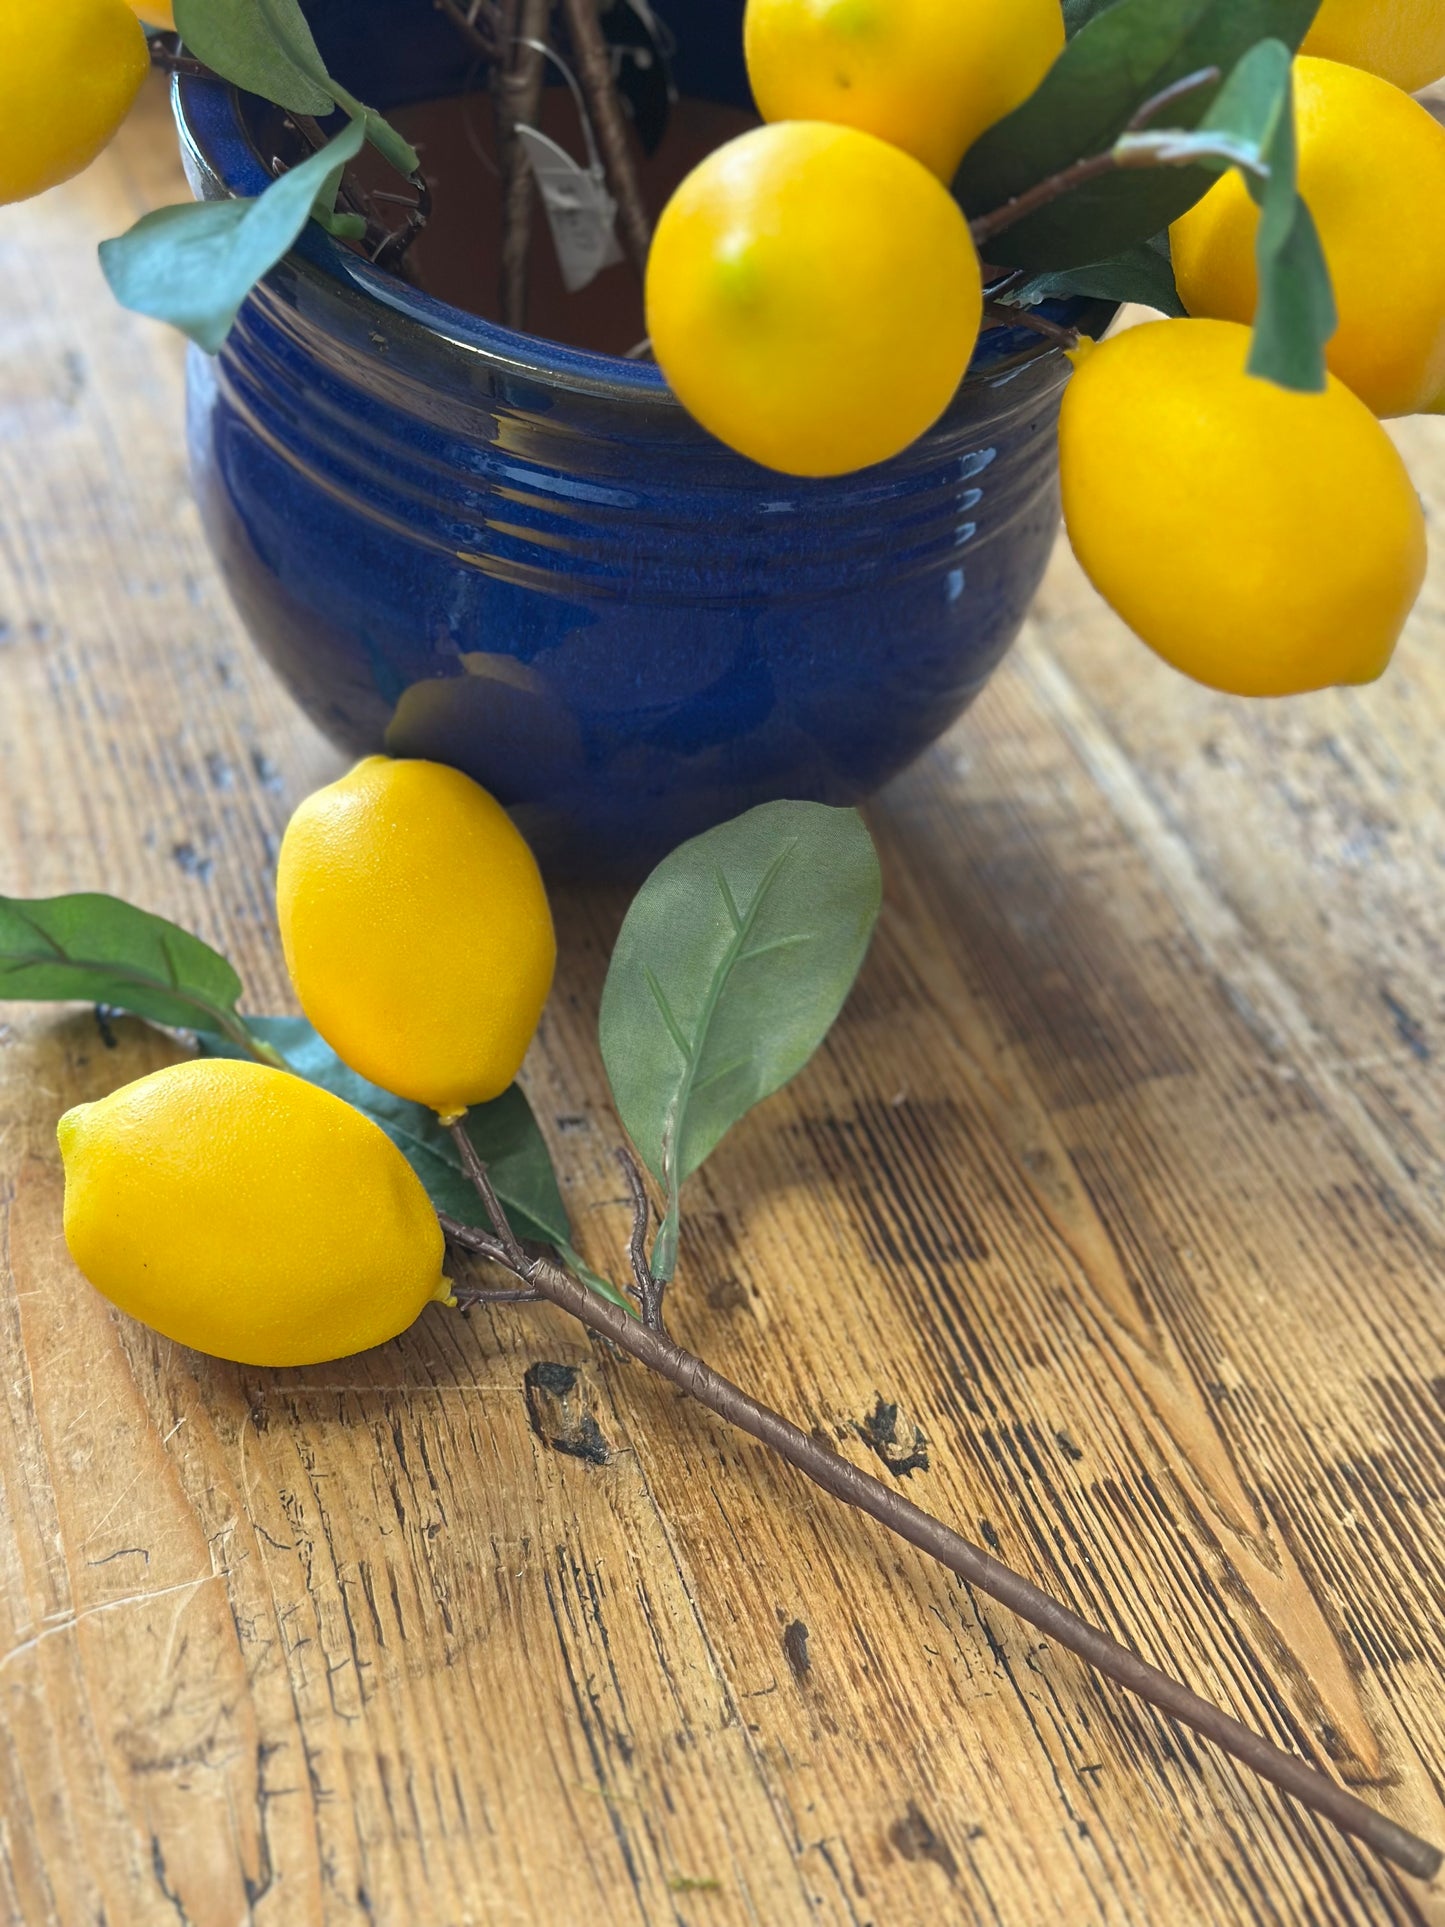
[782,1619,811,1682]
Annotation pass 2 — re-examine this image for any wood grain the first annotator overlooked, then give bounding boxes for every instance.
[1,81,1443,1925]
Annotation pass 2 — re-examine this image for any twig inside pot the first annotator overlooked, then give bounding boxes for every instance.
[494,0,554,327]
[440,0,652,324]
[433,0,504,60]
[557,0,652,274]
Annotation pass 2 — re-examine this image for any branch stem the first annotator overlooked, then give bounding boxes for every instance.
[434,0,502,58]
[982,301,1080,349]
[617,1147,667,1329]
[968,65,1225,248]
[543,1255,1439,1877]
[146,34,211,80]
[1126,65,1223,133]
[447,1124,528,1268]
[496,0,553,329]
[557,0,652,276]
[450,1204,1441,1882]
[970,151,1120,248]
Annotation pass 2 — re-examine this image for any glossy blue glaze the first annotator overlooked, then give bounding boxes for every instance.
[177,4,1108,871]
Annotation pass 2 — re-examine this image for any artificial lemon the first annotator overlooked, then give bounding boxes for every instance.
[744,0,1063,182]
[0,0,148,205]
[1171,57,1445,419]
[646,121,982,477]
[277,756,556,1122]
[58,1058,449,1366]
[1060,319,1427,696]
[1302,0,1445,93]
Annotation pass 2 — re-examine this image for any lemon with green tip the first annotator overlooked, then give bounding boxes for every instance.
[646,121,982,477]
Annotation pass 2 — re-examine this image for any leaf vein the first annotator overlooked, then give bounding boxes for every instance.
[658,836,801,1199]
[643,966,695,1066]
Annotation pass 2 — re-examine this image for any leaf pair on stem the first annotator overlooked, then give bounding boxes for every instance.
[102,0,418,349]
[963,0,1334,389]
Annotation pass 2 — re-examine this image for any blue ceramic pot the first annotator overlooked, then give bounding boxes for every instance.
[176,2,1108,872]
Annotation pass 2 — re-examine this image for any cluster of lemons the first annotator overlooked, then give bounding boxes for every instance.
[3,0,1442,703]
[646,0,1063,477]
[1073,41,1444,697]
[60,758,557,1365]
[647,0,1445,697]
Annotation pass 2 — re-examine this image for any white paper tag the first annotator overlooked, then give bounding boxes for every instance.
[516,124,625,294]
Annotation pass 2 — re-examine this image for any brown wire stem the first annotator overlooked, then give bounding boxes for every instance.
[1126,64,1223,133]
[970,66,1226,247]
[970,151,1123,248]
[447,1124,528,1269]
[617,1147,667,1331]
[982,301,1080,349]
[445,1170,1442,1882]
[146,31,211,79]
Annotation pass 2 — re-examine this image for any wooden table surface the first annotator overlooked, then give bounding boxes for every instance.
[3,84,1444,1927]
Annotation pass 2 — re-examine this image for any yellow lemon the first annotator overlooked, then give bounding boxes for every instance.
[277,756,556,1122]
[126,0,175,25]
[1059,319,1427,696]
[1171,57,1445,418]
[0,0,148,205]
[58,1058,449,1366]
[1302,0,1445,93]
[646,121,982,477]
[744,0,1064,181]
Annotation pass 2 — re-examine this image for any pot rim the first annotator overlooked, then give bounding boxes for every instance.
[175,69,1103,409]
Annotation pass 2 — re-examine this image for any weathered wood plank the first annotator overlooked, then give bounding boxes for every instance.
[1,79,1442,1926]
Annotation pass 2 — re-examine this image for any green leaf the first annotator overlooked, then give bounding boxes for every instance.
[99,119,366,353]
[0,893,266,1058]
[199,1017,630,1312]
[1064,0,1124,33]
[1239,50,1336,388]
[348,105,422,181]
[1199,24,1295,143]
[173,0,336,116]
[957,0,1321,269]
[1114,41,1336,387]
[172,0,419,176]
[311,206,368,242]
[999,237,1187,315]
[249,0,420,175]
[598,803,882,1282]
